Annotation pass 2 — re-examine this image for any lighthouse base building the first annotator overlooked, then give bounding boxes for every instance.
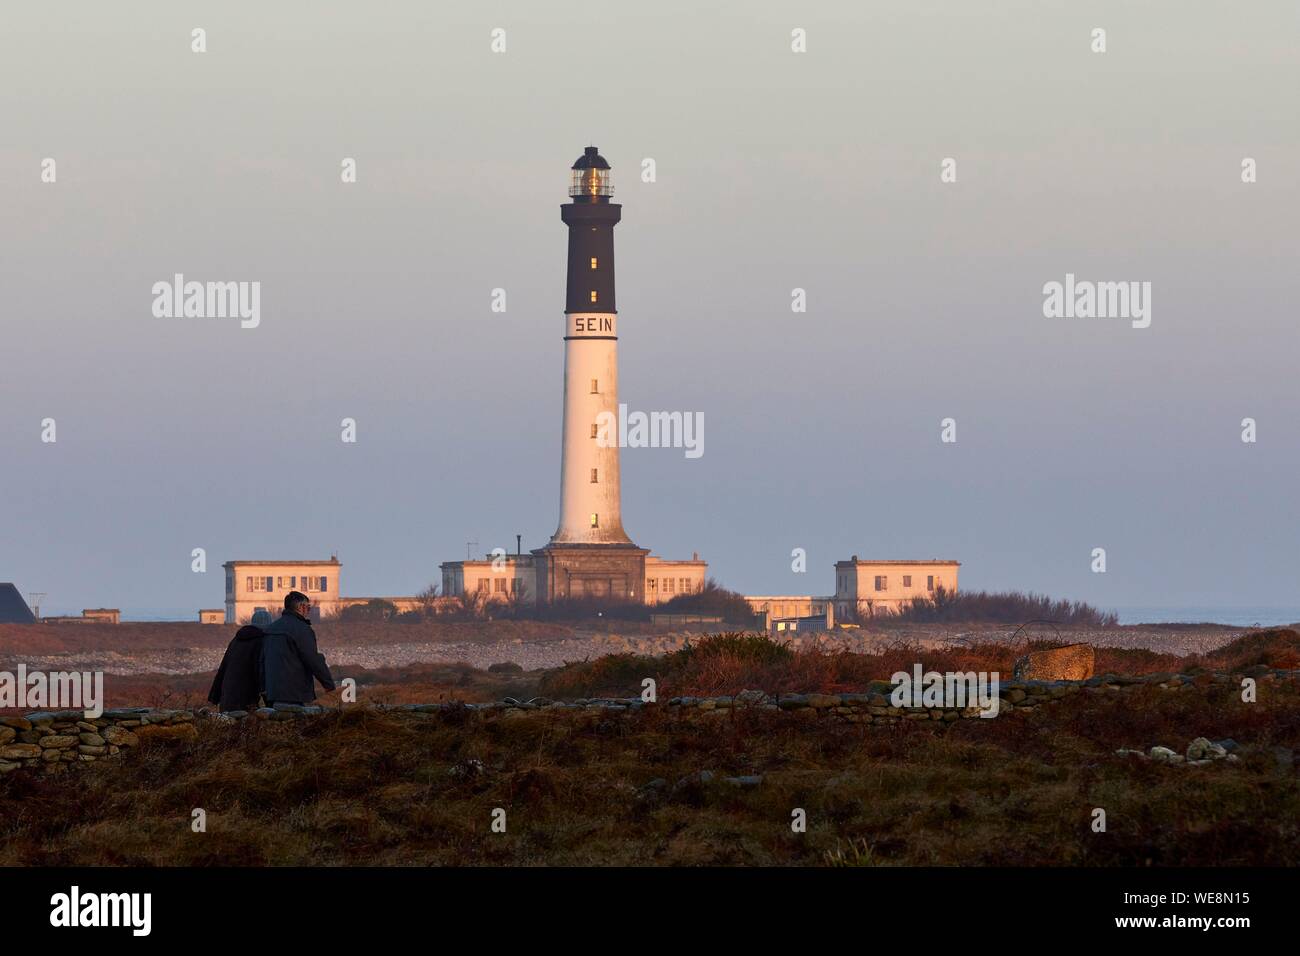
[439,551,707,608]
[530,545,651,604]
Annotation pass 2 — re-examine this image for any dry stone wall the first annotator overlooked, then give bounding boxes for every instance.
[2,667,1295,777]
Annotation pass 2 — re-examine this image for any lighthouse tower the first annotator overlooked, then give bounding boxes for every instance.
[533,147,648,603]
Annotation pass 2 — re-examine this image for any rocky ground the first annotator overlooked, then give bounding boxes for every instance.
[6,622,1259,678]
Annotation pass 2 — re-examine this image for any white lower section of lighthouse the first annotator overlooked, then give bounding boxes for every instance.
[551,311,632,545]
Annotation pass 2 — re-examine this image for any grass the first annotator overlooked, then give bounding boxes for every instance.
[536,628,1300,700]
[1,630,1297,867]
[1,675,1297,866]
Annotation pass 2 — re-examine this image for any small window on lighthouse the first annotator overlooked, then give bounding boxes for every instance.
[590,379,598,393]
[589,290,598,303]
[590,257,598,269]
[590,469,598,483]
[590,513,599,528]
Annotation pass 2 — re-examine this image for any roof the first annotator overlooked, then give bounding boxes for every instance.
[572,146,610,170]
[222,559,340,567]
[439,555,535,569]
[0,584,36,624]
[836,559,961,567]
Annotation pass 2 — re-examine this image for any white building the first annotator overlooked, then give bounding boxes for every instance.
[441,554,537,603]
[833,557,960,619]
[643,555,707,604]
[223,558,341,624]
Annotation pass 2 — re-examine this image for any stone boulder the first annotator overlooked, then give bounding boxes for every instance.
[1187,737,1228,761]
[1012,643,1096,681]
[133,722,199,744]
[0,744,41,760]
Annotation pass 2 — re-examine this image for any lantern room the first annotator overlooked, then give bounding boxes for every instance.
[569,146,613,202]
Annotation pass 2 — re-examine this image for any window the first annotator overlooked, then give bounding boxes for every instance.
[646,578,657,593]
[590,513,599,528]
[589,290,598,303]
[590,379,598,393]
[226,573,234,596]
[927,575,935,591]
[663,577,675,594]
[477,579,490,593]
[590,257,598,269]
[246,576,254,593]
[903,575,912,588]
[320,576,328,593]
[495,578,507,593]
[680,578,690,593]
[590,468,598,483]
[874,575,887,592]
[590,423,599,438]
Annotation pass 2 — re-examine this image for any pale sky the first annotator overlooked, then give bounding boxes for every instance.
[2,1,1297,616]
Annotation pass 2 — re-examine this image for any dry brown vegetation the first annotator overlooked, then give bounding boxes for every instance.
[537,629,1300,700]
[0,631,1297,867]
[0,619,581,657]
[1,678,1296,866]
[45,662,531,715]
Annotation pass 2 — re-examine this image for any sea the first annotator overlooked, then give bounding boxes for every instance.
[1114,607,1300,628]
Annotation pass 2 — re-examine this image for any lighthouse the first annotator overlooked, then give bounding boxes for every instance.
[437,147,707,607]
[533,147,648,602]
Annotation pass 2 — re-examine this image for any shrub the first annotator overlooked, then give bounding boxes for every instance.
[659,579,756,625]
[893,587,1118,626]
[537,652,659,698]
[681,631,793,666]
[339,599,399,623]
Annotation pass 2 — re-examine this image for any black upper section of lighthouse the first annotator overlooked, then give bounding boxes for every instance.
[562,146,620,314]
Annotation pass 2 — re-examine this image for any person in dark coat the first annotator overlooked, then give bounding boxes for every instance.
[261,591,336,706]
[208,618,268,712]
